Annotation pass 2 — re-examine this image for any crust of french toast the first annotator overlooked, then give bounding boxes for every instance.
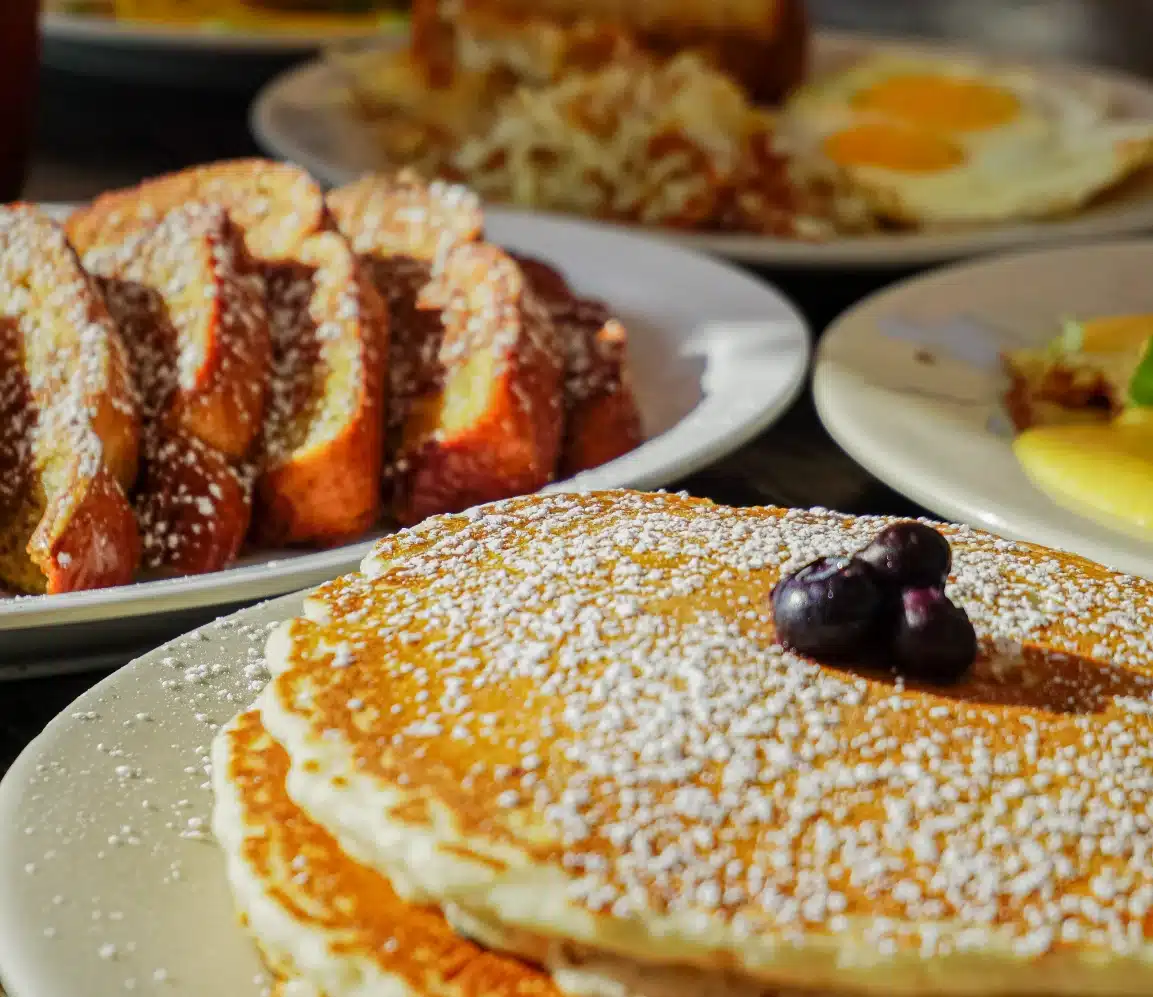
[29,460,141,594]
[135,429,251,576]
[0,206,142,594]
[252,232,389,547]
[66,158,327,263]
[84,202,271,462]
[393,242,563,525]
[328,172,484,437]
[559,331,643,477]
[514,254,643,476]
[327,171,485,262]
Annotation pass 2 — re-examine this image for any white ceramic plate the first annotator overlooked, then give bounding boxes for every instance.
[41,9,406,85]
[42,10,402,51]
[0,593,304,997]
[0,206,808,666]
[251,30,1153,269]
[813,238,1153,579]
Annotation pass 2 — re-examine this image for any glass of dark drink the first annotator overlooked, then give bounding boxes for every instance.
[0,0,39,202]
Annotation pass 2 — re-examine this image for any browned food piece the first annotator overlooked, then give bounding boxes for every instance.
[393,242,563,525]
[1001,351,1122,433]
[81,202,271,461]
[0,206,140,594]
[513,254,643,476]
[327,172,484,436]
[252,231,389,547]
[412,0,809,105]
[134,429,252,577]
[66,158,327,264]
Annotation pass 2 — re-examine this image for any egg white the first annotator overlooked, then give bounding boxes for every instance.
[779,55,1153,226]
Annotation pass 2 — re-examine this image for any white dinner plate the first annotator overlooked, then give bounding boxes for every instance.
[0,593,304,997]
[41,9,406,85]
[251,30,1153,269]
[813,238,1153,579]
[0,205,808,668]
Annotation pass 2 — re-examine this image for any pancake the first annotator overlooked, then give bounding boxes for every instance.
[256,489,1153,996]
[216,709,775,997]
[212,708,565,997]
[215,706,803,997]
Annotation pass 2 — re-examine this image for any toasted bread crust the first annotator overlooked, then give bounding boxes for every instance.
[327,171,485,262]
[135,429,251,576]
[393,243,563,525]
[66,159,327,263]
[84,203,271,462]
[559,338,643,476]
[514,254,643,476]
[0,206,141,594]
[30,460,140,594]
[328,173,484,438]
[253,232,389,547]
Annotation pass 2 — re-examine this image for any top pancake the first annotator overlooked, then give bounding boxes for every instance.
[257,489,1153,996]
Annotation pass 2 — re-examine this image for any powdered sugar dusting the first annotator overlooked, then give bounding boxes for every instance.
[281,490,1153,964]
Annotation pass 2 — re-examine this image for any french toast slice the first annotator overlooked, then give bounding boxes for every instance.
[252,231,389,547]
[82,203,269,577]
[326,172,484,436]
[66,158,327,264]
[0,206,141,594]
[513,254,643,476]
[135,428,252,577]
[393,242,564,525]
[81,202,271,461]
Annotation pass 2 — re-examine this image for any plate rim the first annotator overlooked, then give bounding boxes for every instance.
[0,204,809,633]
[250,28,1153,268]
[0,590,305,997]
[41,8,405,51]
[812,235,1153,576]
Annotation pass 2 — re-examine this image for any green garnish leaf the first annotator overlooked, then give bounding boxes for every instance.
[1128,337,1153,408]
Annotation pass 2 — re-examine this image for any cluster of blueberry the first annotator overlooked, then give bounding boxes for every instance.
[770,522,977,684]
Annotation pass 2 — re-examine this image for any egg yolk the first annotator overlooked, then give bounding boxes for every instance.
[853,74,1021,132]
[823,123,964,173]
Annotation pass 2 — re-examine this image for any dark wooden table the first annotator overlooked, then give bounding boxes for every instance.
[3,0,1150,773]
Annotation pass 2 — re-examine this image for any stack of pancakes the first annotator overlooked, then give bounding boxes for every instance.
[213,489,1153,997]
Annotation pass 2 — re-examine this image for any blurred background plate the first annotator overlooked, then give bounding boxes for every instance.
[251,29,1153,268]
[41,7,407,87]
[813,238,1153,579]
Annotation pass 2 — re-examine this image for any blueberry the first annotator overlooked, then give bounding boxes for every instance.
[858,521,952,589]
[893,587,977,684]
[771,556,886,659]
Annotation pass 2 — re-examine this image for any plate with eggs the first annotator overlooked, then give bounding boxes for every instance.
[814,238,1153,580]
[253,29,1153,267]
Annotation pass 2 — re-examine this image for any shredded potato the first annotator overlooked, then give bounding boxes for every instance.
[337,45,876,237]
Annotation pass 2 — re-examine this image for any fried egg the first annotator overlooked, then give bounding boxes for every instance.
[779,55,1153,226]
